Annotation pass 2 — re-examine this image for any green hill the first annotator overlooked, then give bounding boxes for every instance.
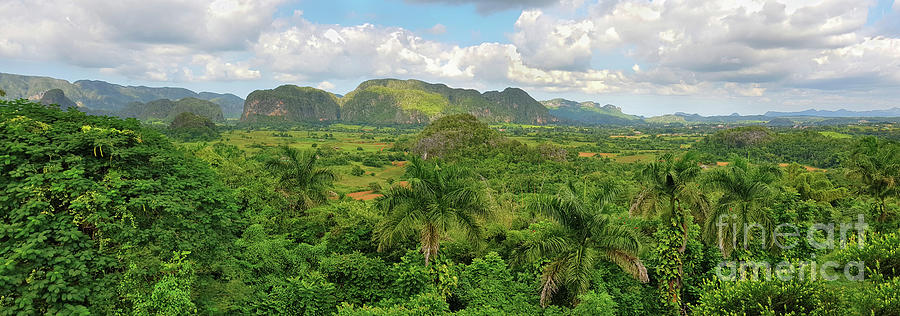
[411,113,524,159]
[241,85,340,123]
[645,114,688,124]
[541,98,640,125]
[339,79,556,124]
[240,79,556,125]
[120,97,224,122]
[38,89,78,110]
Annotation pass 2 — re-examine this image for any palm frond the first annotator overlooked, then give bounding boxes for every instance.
[540,258,567,307]
[602,250,649,283]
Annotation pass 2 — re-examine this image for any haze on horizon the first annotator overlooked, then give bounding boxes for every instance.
[1,0,898,116]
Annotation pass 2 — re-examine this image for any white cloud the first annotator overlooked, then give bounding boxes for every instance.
[316,81,336,90]
[404,0,563,14]
[508,0,899,95]
[0,0,282,81]
[191,55,261,81]
[427,23,447,35]
[0,0,898,113]
[511,10,606,71]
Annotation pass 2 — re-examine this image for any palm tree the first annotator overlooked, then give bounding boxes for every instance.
[630,152,706,312]
[630,152,708,220]
[375,158,489,265]
[847,137,900,222]
[703,157,781,257]
[263,146,336,211]
[525,180,648,307]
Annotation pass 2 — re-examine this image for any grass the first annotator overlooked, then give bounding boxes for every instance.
[183,127,670,193]
[216,130,393,154]
[188,130,413,195]
[333,161,407,195]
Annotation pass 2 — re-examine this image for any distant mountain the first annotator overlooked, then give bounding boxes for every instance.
[242,85,340,122]
[765,117,795,127]
[645,114,687,124]
[646,112,772,124]
[764,108,900,117]
[120,97,224,122]
[38,89,77,110]
[540,98,640,125]
[242,79,556,125]
[0,73,244,118]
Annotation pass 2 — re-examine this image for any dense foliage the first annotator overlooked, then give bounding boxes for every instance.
[2,99,899,315]
[167,112,219,141]
[0,100,239,314]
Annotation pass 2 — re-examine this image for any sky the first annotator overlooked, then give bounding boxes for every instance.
[1,0,898,116]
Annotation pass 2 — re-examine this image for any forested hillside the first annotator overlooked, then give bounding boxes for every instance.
[119,97,225,123]
[541,99,642,125]
[243,79,556,125]
[242,85,341,123]
[0,73,244,117]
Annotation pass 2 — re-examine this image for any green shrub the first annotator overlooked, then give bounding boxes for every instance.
[855,277,900,315]
[351,165,365,176]
[320,253,392,305]
[572,290,617,316]
[833,232,900,279]
[456,252,538,314]
[258,273,338,315]
[691,279,851,316]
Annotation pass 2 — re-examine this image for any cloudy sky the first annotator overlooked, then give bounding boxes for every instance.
[1,0,898,116]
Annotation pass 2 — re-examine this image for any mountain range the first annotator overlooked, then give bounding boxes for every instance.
[3,72,899,125]
[540,98,640,125]
[764,108,900,117]
[0,73,244,118]
[242,79,556,125]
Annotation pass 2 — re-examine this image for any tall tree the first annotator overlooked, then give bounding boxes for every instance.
[525,180,648,307]
[375,158,489,265]
[630,152,706,314]
[263,146,336,211]
[847,137,900,222]
[703,158,781,257]
[630,152,708,220]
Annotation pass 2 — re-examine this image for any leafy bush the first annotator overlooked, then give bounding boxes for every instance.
[691,279,851,316]
[335,292,450,315]
[854,277,900,315]
[571,290,617,316]
[0,100,240,314]
[456,252,538,314]
[320,253,392,305]
[254,273,338,315]
[363,155,388,167]
[351,165,366,176]
[833,232,900,279]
